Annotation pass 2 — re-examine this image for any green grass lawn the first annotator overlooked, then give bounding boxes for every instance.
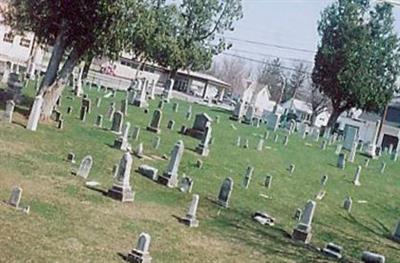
[0,83,399,262]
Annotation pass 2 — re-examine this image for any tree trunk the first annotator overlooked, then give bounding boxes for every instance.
[40,48,82,120]
[82,54,94,80]
[326,108,343,129]
[39,31,67,93]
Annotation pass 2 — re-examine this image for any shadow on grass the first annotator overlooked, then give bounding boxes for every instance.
[117,252,128,261]
[86,185,108,196]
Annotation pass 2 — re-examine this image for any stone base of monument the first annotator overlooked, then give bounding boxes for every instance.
[292,227,312,244]
[127,250,152,263]
[146,126,161,134]
[157,174,178,188]
[133,100,149,108]
[216,199,229,208]
[195,144,209,157]
[181,216,199,227]
[241,118,252,125]
[229,115,240,121]
[184,128,205,140]
[108,185,134,202]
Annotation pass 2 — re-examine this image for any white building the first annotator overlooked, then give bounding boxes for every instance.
[281,98,330,127]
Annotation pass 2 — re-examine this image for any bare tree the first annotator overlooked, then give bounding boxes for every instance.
[257,58,285,102]
[209,56,251,96]
[284,62,309,103]
[308,84,331,126]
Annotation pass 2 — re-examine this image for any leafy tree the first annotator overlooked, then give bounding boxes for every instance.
[4,0,142,119]
[312,0,400,128]
[257,58,286,102]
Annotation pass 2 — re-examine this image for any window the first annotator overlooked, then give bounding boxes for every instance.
[3,32,14,43]
[20,37,31,48]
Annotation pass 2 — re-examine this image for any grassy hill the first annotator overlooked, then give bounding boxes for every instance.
[0,83,399,262]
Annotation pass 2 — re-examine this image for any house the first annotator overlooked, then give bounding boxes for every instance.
[281,98,330,128]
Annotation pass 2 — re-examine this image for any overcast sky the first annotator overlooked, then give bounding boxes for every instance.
[216,0,400,73]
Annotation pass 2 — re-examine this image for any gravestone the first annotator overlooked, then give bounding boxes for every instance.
[266,112,281,132]
[172,102,179,112]
[244,139,249,148]
[257,139,264,151]
[392,151,398,162]
[264,131,270,140]
[158,140,184,188]
[133,79,149,108]
[343,196,352,213]
[217,177,233,208]
[121,99,128,116]
[289,164,295,175]
[112,164,119,178]
[364,158,370,168]
[67,152,76,163]
[195,125,212,157]
[181,194,199,227]
[361,251,385,263]
[167,120,175,130]
[157,100,164,110]
[95,97,101,107]
[153,136,161,149]
[107,102,115,121]
[8,186,22,208]
[79,106,87,121]
[353,166,362,186]
[108,152,135,202]
[57,119,64,129]
[147,109,162,134]
[294,208,302,221]
[348,141,357,163]
[82,98,91,113]
[265,175,272,189]
[138,164,158,181]
[321,175,328,186]
[321,140,327,150]
[230,101,245,121]
[148,80,156,100]
[162,79,174,102]
[127,233,152,263]
[283,135,289,146]
[187,113,213,139]
[179,176,194,193]
[322,243,343,260]
[196,159,203,168]
[111,111,124,133]
[243,166,254,189]
[243,105,255,125]
[131,126,141,141]
[77,155,93,179]
[343,125,359,150]
[274,134,279,143]
[335,144,343,155]
[95,115,103,128]
[380,162,386,174]
[2,100,15,123]
[67,106,73,114]
[135,143,144,158]
[292,200,316,244]
[114,122,130,151]
[337,153,346,169]
[26,95,43,131]
[236,136,241,147]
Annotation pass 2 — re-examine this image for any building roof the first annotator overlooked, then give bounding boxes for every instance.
[358,112,381,122]
[178,70,231,89]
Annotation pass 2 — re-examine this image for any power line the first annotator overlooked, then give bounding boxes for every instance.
[228,48,314,65]
[221,53,313,75]
[223,36,316,54]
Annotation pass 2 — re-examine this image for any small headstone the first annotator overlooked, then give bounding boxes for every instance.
[244,139,249,149]
[289,164,295,175]
[264,175,272,189]
[274,134,279,143]
[292,200,316,244]
[107,102,115,121]
[112,164,119,178]
[79,106,87,122]
[179,176,194,193]
[131,126,141,141]
[236,136,241,147]
[153,136,161,149]
[8,186,22,208]
[257,139,264,151]
[364,158,370,168]
[283,135,289,146]
[380,162,386,174]
[158,100,164,109]
[263,131,270,140]
[392,221,400,242]
[77,155,93,179]
[353,166,362,186]
[348,141,357,163]
[243,166,254,189]
[147,109,162,134]
[135,143,144,158]
[127,233,152,263]
[26,95,43,131]
[320,175,328,186]
[2,100,15,123]
[294,208,302,221]
[181,194,199,227]
[167,120,175,130]
[196,159,203,169]
[337,153,346,169]
[107,152,135,202]
[67,106,73,114]
[158,140,184,188]
[138,164,158,181]
[392,151,398,162]
[82,98,91,114]
[95,97,101,107]
[322,242,343,259]
[57,119,64,129]
[321,140,327,150]
[121,99,128,116]
[110,111,124,133]
[172,102,179,112]
[217,177,233,208]
[95,115,103,128]
[67,152,76,164]
[343,196,352,213]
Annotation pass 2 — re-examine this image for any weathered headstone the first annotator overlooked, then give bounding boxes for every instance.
[2,100,15,123]
[108,152,135,202]
[95,97,101,107]
[162,79,174,102]
[67,152,76,163]
[283,135,289,147]
[79,106,87,121]
[289,164,295,175]
[138,164,158,181]
[348,141,358,163]
[147,109,162,134]
[337,153,346,169]
[321,140,327,150]
[243,166,254,189]
[216,177,233,208]
[111,111,124,133]
[335,144,343,155]
[172,102,179,112]
[95,115,103,128]
[265,175,272,189]
[8,186,22,208]
[321,175,328,186]
[343,196,352,213]
[26,95,43,131]
[114,122,130,151]
[322,243,343,260]
[107,102,115,121]
[127,233,152,263]
[158,140,184,188]
[57,119,64,129]
[181,194,199,227]
[131,126,141,141]
[393,221,400,242]
[380,162,386,174]
[195,125,212,157]
[77,155,93,179]
[167,120,175,130]
[257,139,264,151]
[179,176,194,193]
[294,208,302,221]
[236,136,241,147]
[82,98,91,114]
[135,143,144,158]
[67,106,73,114]
[361,251,385,263]
[153,136,161,149]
